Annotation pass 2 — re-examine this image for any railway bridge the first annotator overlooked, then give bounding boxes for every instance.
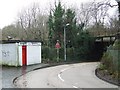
[93,33,120,61]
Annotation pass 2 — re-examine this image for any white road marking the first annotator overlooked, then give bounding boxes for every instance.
[58,64,88,88]
[73,85,78,88]
[58,74,64,82]
[58,67,71,82]
[58,66,79,88]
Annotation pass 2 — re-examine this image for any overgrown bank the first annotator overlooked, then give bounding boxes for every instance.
[97,39,120,86]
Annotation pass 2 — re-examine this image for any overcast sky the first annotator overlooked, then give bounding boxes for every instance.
[0,0,117,29]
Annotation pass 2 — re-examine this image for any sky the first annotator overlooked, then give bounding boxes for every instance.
[0,0,118,29]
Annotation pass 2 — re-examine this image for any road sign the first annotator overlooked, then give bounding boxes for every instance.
[55,42,61,49]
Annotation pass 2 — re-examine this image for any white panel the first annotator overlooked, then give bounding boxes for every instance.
[18,46,22,66]
[2,44,18,66]
[40,45,41,63]
[27,45,41,65]
[0,42,41,66]
[0,44,2,64]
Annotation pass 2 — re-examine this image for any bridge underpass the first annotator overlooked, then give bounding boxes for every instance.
[92,35,116,61]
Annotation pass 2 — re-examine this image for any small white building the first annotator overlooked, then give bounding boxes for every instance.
[0,40,41,66]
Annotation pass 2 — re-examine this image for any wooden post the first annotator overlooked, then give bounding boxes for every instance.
[57,48,59,62]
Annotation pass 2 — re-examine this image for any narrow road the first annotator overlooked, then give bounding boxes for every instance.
[14,62,118,88]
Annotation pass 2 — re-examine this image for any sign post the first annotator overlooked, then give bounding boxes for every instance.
[55,40,60,62]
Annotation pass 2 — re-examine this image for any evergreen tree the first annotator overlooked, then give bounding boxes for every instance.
[65,9,77,47]
[48,1,78,48]
[48,1,65,47]
[48,11,54,47]
[54,1,65,46]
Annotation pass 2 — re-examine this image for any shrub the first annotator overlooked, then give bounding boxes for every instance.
[67,47,75,61]
[41,46,49,60]
[41,46,56,63]
[99,63,106,70]
[59,47,64,60]
[100,39,120,79]
[101,52,113,71]
[42,46,78,63]
[74,32,95,61]
[113,39,120,50]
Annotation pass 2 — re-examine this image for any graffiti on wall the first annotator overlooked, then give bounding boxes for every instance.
[2,50,10,57]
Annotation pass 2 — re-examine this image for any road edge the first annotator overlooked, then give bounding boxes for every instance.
[12,61,81,87]
[95,68,120,86]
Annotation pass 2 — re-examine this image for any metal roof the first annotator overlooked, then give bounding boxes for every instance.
[1,40,42,44]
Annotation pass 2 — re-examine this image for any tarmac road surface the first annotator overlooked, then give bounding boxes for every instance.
[14,62,118,89]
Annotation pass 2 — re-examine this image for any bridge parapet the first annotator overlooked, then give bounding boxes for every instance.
[95,35,116,42]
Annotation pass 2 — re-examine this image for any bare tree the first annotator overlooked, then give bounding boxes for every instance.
[76,2,94,27]
[76,0,116,36]
[76,1,113,27]
[2,25,19,40]
[108,16,120,34]
[17,3,49,40]
[90,1,110,26]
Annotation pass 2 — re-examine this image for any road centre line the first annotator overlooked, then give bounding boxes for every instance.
[58,65,80,88]
[58,74,64,82]
[58,67,71,82]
